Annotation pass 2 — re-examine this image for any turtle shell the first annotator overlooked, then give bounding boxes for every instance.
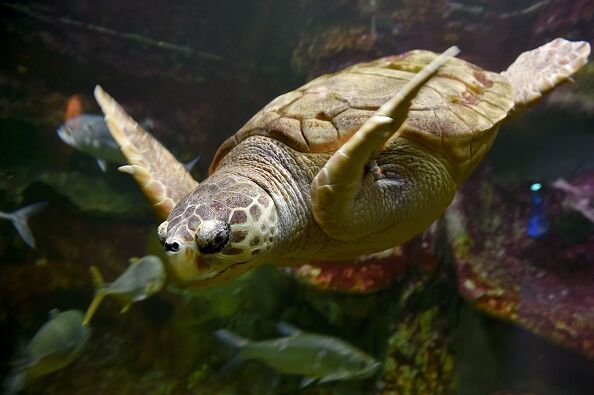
[210,50,515,177]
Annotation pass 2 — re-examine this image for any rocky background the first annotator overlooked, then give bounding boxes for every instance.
[1,0,594,394]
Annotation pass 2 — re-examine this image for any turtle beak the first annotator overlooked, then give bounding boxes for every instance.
[164,242,256,288]
[165,242,202,285]
[164,242,226,287]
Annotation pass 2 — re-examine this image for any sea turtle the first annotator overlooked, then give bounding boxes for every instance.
[94,38,589,288]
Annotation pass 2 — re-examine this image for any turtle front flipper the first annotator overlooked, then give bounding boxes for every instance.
[311,46,459,240]
[94,86,198,220]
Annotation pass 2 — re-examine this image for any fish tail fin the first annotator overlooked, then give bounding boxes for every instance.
[220,356,243,376]
[275,321,302,336]
[1,369,26,395]
[83,266,107,325]
[214,330,250,375]
[89,265,105,289]
[183,154,201,173]
[2,202,47,249]
[214,329,249,349]
[11,202,48,219]
[300,376,317,389]
[96,159,108,172]
[120,303,132,314]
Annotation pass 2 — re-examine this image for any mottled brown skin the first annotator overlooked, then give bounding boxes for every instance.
[95,39,590,288]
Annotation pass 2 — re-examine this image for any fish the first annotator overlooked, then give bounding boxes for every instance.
[215,322,381,387]
[56,114,127,172]
[57,115,200,173]
[552,178,594,224]
[527,182,548,238]
[2,309,90,395]
[83,255,166,325]
[0,202,47,248]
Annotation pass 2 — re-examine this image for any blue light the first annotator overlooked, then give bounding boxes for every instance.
[530,182,542,192]
[528,181,547,238]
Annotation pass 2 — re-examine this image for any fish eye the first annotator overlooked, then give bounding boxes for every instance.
[196,222,231,254]
[356,359,371,370]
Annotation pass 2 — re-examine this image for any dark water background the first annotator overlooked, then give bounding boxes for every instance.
[1,1,594,394]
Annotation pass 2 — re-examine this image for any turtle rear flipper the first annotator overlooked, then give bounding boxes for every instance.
[502,38,590,108]
[94,86,198,219]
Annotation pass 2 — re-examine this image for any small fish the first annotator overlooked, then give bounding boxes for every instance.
[57,114,127,172]
[57,115,200,173]
[552,178,594,224]
[527,182,548,238]
[2,309,90,395]
[0,202,47,248]
[215,322,381,387]
[83,255,166,325]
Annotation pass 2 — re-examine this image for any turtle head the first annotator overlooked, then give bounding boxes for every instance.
[157,173,279,288]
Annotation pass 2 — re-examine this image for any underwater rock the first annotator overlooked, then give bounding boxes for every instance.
[0,0,305,164]
[531,0,594,39]
[288,232,438,294]
[0,78,70,129]
[445,168,594,359]
[292,26,379,76]
[0,167,150,219]
[381,305,455,395]
[377,226,457,395]
[293,0,594,77]
[39,171,150,218]
[288,246,408,294]
[0,169,39,205]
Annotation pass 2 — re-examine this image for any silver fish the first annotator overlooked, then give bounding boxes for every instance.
[2,309,90,395]
[0,202,47,249]
[215,322,381,387]
[57,115,126,172]
[57,115,200,172]
[83,255,166,325]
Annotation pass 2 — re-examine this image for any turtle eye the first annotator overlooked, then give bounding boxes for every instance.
[196,222,231,254]
[157,221,168,245]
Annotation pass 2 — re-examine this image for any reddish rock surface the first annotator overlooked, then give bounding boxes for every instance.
[446,168,594,359]
[289,230,439,293]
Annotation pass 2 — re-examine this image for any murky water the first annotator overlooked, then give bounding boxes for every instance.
[1,1,593,394]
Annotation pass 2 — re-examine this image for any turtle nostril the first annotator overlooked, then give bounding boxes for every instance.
[164,240,180,252]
